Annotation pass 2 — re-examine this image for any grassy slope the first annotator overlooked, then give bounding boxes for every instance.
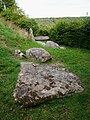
[0,21,90,120]
[35,18,55,29]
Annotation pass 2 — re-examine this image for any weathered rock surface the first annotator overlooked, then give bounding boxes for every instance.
[35,36,49,41]
[28,28,35,41]
[37,41,46,46]
[26,48,52,62]
[59,46,66,49]
[45,41,60,48]
[13,62,84,106]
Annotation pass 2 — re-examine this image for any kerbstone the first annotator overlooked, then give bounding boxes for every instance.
[26,48,52,62]
[13,62,84,106]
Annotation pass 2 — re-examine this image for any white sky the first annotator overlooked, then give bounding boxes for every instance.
[15,0,90,18]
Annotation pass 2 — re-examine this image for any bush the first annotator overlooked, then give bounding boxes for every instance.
[36,29,49,36]
[1,8,38,36]
[1,8,12,21]
[49,18,90,49]
[81,19,90,49]
[16,17,38,35]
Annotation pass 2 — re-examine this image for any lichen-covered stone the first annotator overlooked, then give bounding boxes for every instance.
[26,48,52,62]
[35,36,49,41]
[28,28,35,41]
[45,41,60,48]
[37,41,46,46]
[13,62,84,106]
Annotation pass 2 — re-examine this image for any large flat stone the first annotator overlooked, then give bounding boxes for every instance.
[35,36,49,41]
[13,62,84,106]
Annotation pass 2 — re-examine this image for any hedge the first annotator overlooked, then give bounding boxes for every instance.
[49,18,90,49]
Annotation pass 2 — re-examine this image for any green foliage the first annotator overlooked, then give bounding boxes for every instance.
[81,19,90,49]
[34,18,54,36]
[36,29,49,36]
[3,0,15,8]
[0,0,38,36]
[1,8,38,35]
[0,1,3,12]
[35,18,55,29]
[0,0,15,12]
[1,8,12,20]
[50,18,90,49]
[15,17,39,34]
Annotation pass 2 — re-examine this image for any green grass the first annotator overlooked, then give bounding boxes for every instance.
[35,18,55,29]
[0,21,90,120]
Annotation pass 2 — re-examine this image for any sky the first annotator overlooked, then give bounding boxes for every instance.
[15,0,90,18]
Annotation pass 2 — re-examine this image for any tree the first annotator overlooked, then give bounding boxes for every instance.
[0,0,39,36]
[0,0,15,12]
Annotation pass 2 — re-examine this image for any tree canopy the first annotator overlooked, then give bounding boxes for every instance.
[0,0,16,11]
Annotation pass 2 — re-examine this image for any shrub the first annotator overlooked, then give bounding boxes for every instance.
[49,18,90,49]
[36,29,49,36]
[81,19,90,49]
[1,8,38,36]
